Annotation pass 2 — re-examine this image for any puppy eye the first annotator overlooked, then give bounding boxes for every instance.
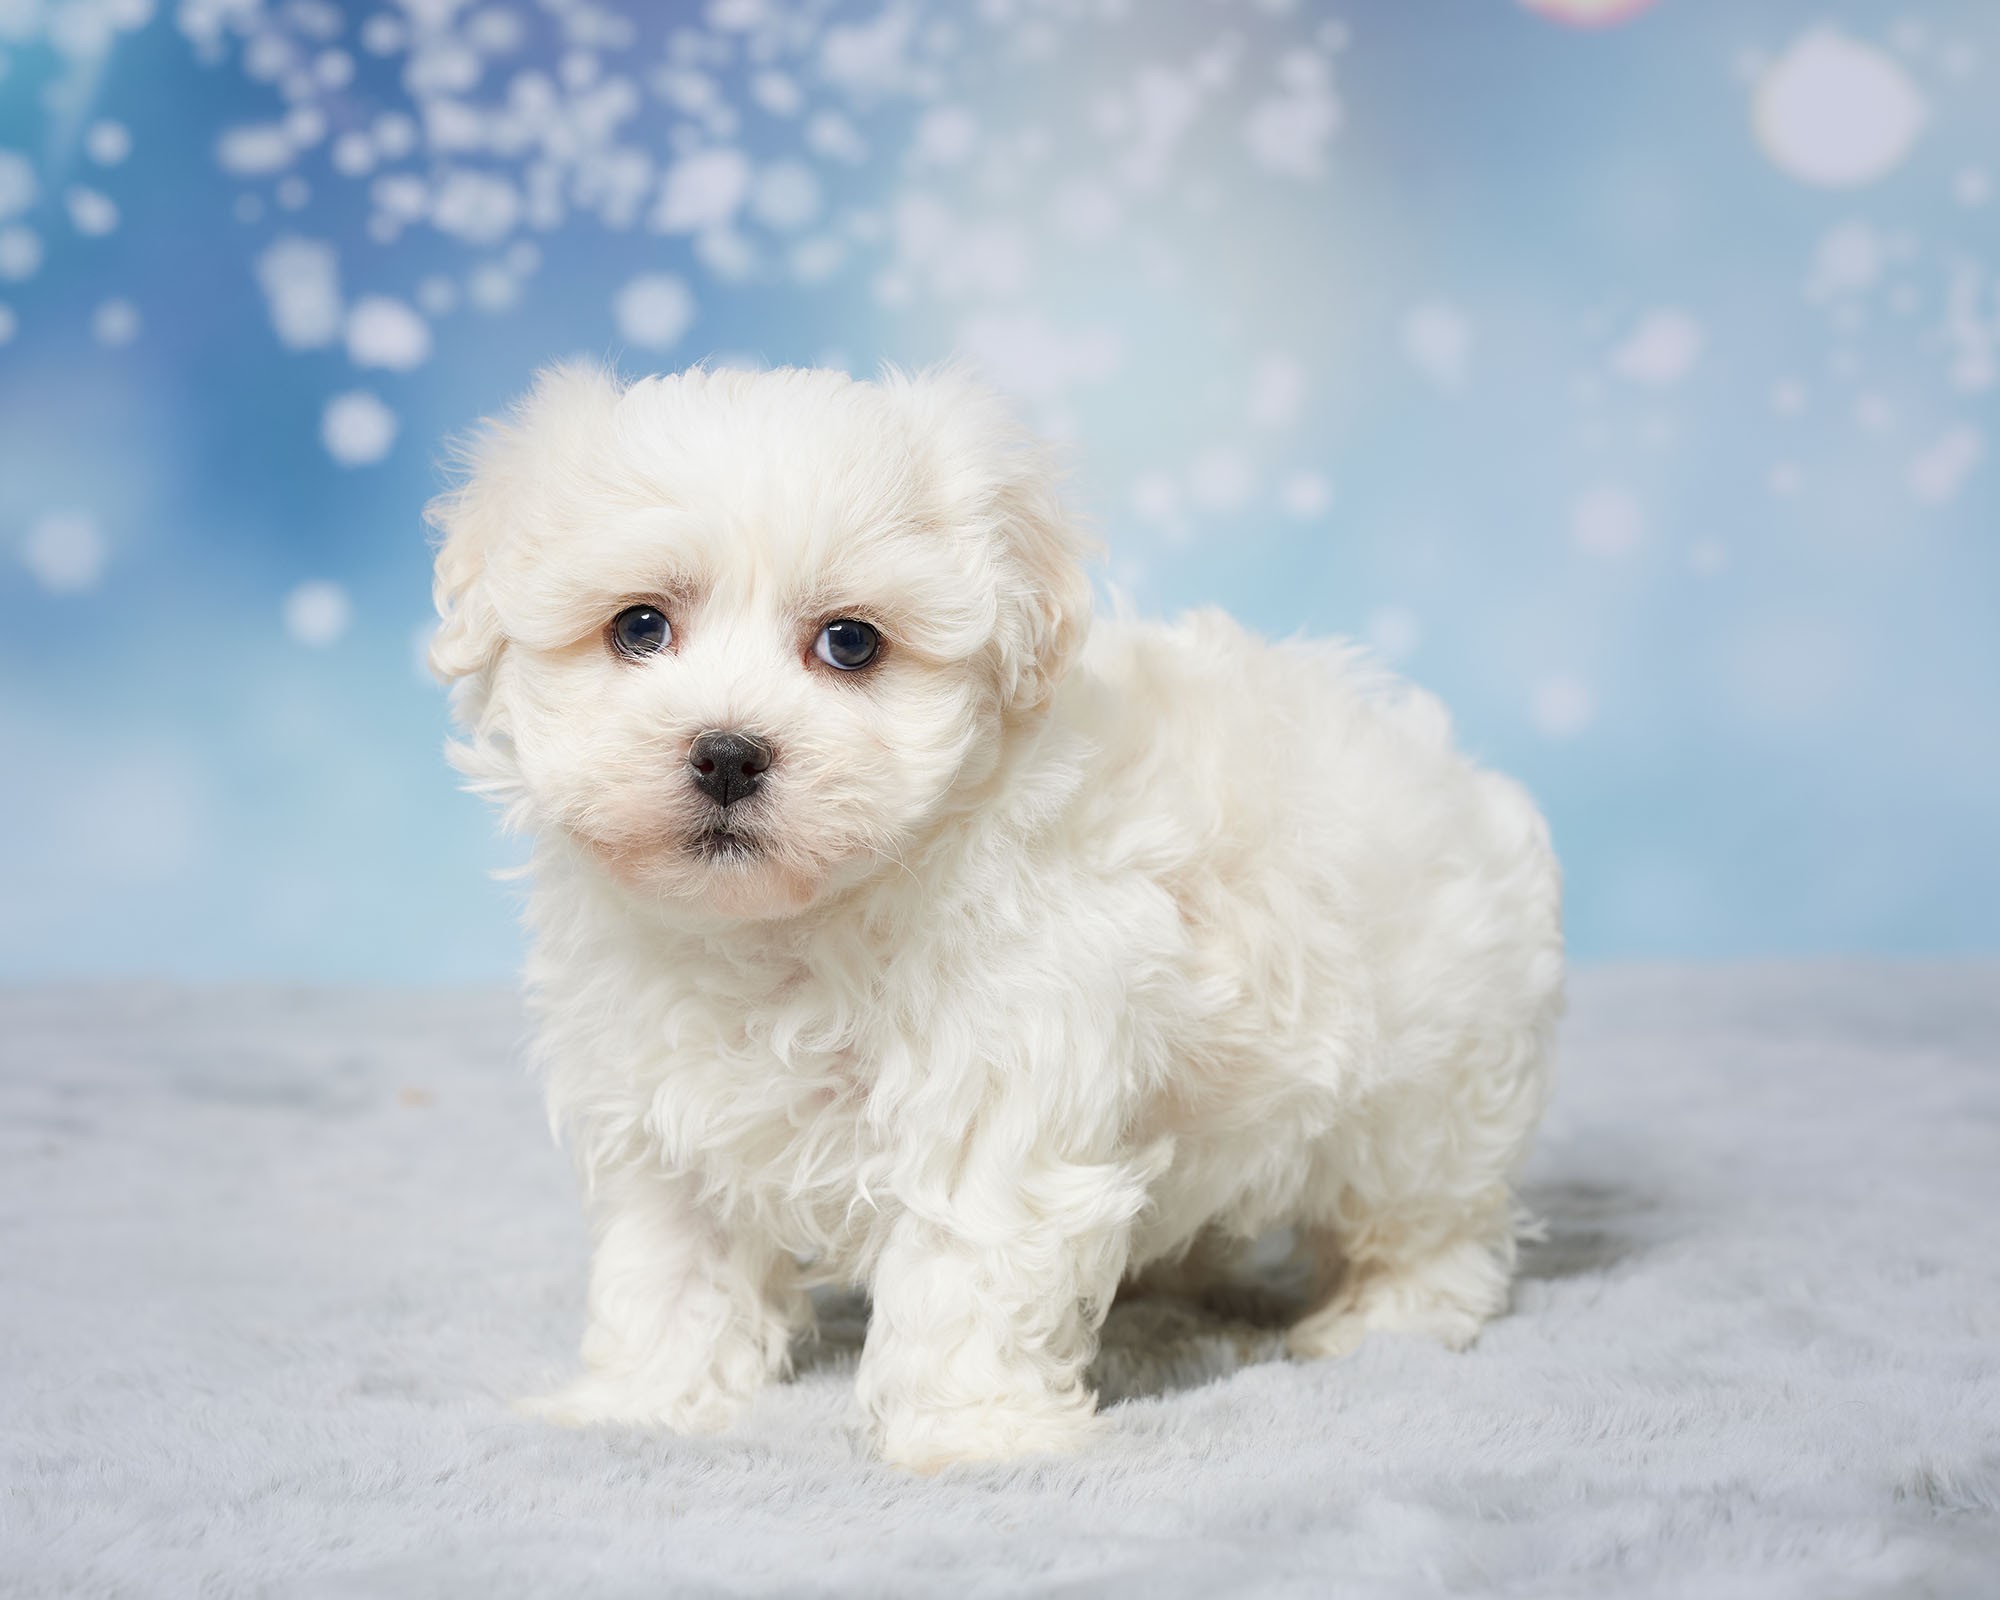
[814,618,880,672]
[609,605,672,658]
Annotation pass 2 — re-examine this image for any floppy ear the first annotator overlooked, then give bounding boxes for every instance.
[884,364,1096,715]
[425,361,626,717]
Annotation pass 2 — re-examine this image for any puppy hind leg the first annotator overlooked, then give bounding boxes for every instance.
[1290,1007,1554,1361]
[1285,1197,1518,1361]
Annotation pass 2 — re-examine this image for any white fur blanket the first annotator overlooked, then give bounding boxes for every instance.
[3,966,1996,1597]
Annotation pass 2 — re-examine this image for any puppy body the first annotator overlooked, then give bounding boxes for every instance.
[433,364,1562,1470]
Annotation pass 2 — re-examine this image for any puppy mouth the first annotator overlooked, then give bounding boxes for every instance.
[688,821,764,862]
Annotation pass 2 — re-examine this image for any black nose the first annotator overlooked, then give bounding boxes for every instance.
[687,730,773,808]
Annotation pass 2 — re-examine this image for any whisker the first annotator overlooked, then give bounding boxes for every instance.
[869,841,923,892]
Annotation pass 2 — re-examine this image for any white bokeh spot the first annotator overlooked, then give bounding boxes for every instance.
[66,186,119,236]
[613,273,696,350]
[749,161,823,232]
[344,296,432,370]
[1610,309,1703,386]
[22,512,108,594]
[0,149,37,221]
[0,225,44,281]
[1244,52,1341,178]
[1909,425,1983,506]
[1807,221,1886,302]
[956,311,1120,403]
[1280,471,1333,519]
[255,237,342,349]
[1365,605,1421,663]
[1571,486,1645,558]
[284,580,352,648]
[1531,675,1596,740]
[1755,29,1927,188]
[321,390,399,466]
[1403,302,1471,391]
[92,298,141,346]
[1248,353,1306,429]
[1518,0,1659,25]
[85,121,132,166]
[217,122,298,176]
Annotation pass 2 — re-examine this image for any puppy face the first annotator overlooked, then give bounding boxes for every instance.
[429,364,1091,920]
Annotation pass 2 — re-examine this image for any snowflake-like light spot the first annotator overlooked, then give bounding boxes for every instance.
[1571,486,1644,557]
[1248,353,1306,429]
[0,225,44,281]
[321,391,398,466]
[284,580,352,647]
[430,171,521,244]
[1365,605,1421,662]
[1530,676,1595,740]
[1050,179,1121,243]
[1518,0,1658,25]
[84,121,132,166]
[0,150,37,220]
[956,311,1119,401]
[914,105,978,167]
[1807,221,1886,301]
[652,147,750,234]
[217,122,298,176]
[344,296,432,370]
[467,262,522,312]
[92,299,140,346]
[1280,470,1333,518]
[752,71,803,117]
[1403,302,1471,390]
[1909,425,1983,505]
[1244,53,1340,178]
[613,272,696,349]
[255,236,342,349]
[66,186,120,236]
[22,512,107,593]
[806,111,867,165]
[1755,29,1927,188]
[790,234,844,283]
[1610,309,1703,386]
[749,161,822,231]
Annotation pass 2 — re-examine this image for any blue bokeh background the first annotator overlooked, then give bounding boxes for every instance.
[2,0,1995,982]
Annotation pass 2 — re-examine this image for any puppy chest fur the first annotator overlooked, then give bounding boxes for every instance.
[432,364,1563,1469]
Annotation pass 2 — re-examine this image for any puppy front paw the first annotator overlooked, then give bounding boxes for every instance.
[514,1369,749,1434]
[873,1392,1101,1472]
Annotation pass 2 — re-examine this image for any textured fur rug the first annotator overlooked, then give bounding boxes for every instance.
[3,966,1996,1597]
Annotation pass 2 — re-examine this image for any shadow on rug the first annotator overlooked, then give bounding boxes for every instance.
[794,1180,1650,1408]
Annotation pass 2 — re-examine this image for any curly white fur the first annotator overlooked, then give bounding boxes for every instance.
[428,362,1564,1470]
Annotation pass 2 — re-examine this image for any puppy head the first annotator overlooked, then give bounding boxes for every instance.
[429,362,1092,920]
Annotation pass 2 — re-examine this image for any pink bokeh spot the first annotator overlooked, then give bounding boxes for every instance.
[1518,0,1662,28]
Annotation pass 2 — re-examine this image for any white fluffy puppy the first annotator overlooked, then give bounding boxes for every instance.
[430,362,1563,1471]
